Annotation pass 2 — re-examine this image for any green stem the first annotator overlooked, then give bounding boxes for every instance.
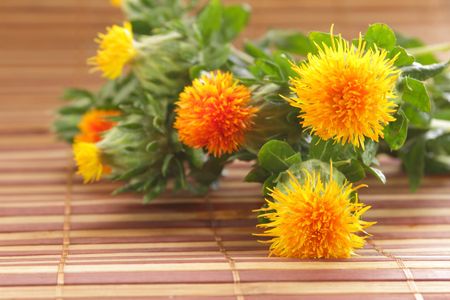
[230,45,255,65]
[408,42,450,56]
[136,32,182,52]
[333,160,351,168]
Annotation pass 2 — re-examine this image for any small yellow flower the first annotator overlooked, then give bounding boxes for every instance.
[75,109,121,143]
[88,22,136,79]
[257,167,374,259]
[174,71,257,157]
[110,0,122,7]
[288,28,399,148]
[73,142,111,183]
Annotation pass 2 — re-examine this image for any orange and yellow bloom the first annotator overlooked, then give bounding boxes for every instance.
[110,0,122,7]
[88,22,136,79]
[257,167,374,258]
[174,71,257,157]
[75,109,120,143]
[288,30,399,148]
[73,142,111,183]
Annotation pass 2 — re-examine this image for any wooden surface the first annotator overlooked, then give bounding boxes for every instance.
[1,0,450,299]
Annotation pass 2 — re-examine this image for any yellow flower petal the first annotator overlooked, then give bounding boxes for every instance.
[257,168,374,259]
[88,22,136,79]
[73,142,111,183]
[288,29,399,148]
[110,0,122,7]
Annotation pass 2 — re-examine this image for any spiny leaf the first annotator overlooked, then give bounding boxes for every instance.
[401,137,426,191]
[402,77,431,112]
[383,109,409,150]
[336,159,366,182]
[258,140,297,173]
[364,23,396,50]
[365,166,386,184]
[401,61,449,81]
[388,46,414,67]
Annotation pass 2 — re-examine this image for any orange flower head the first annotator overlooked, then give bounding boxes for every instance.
[174,71,257,157]
[76,109,121,143]
[288,28,399,148]
[257,167,374,258]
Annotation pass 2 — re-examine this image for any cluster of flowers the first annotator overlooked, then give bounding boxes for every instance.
[55,0,450,259]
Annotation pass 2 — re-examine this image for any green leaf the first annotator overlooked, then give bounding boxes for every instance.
[113,77,139,104]
[244,41,270,59]
[187,148,206,169]
[268,30,314,56]
[402,103,431,128]
[119,123,143,130]
[245,166,270,183]
[191,155,226,185]
[255,58,284,81]
[401,61,449,81]
[365,166,386,184]
[161,154,174,177]
[117,165,148,181]
[336,159,366,182]
[402,77,431,112]
[388,46,414,67]
[308,136,355,161]
[395,33,439,64]
[383,109,408,150]
[196,0,222,43]
[228,151,255,161]
[257,140,297,173]
[189,65,205,80]
[425,155,450,174]
[174,159,187,190]
[360,140,379,166]
[285,153,302,165]
[426,133,450,154]
[113,181,146,195]
[271,51,297,80]
[200,45,230,69]
[278,159,346,189]
[145,141,158,152]
[364,23,396,50]
[221,5,250,41]
[401,137,426,191]
[262,174,278,197]
[144,179,166,203]
[152,117,165,133]
[130,20,151,35]
[435,109,450,121]
[62,88,95,101]
[58,105,89,115]
[308,31,343,52]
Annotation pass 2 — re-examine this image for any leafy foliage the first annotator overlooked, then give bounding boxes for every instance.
[55,1,449,204]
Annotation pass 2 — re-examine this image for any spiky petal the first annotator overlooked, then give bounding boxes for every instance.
[288,29,399,148]
[88,22,136,79]
[75,109,120,143]
[73,142,111,183]
[174,71,257,157]
[257,168,374,258]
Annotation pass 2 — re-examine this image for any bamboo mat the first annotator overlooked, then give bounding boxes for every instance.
[1,0,450,299]
[1,132,450,299]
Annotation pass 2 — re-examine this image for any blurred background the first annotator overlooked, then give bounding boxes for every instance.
[0,0,449,147]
